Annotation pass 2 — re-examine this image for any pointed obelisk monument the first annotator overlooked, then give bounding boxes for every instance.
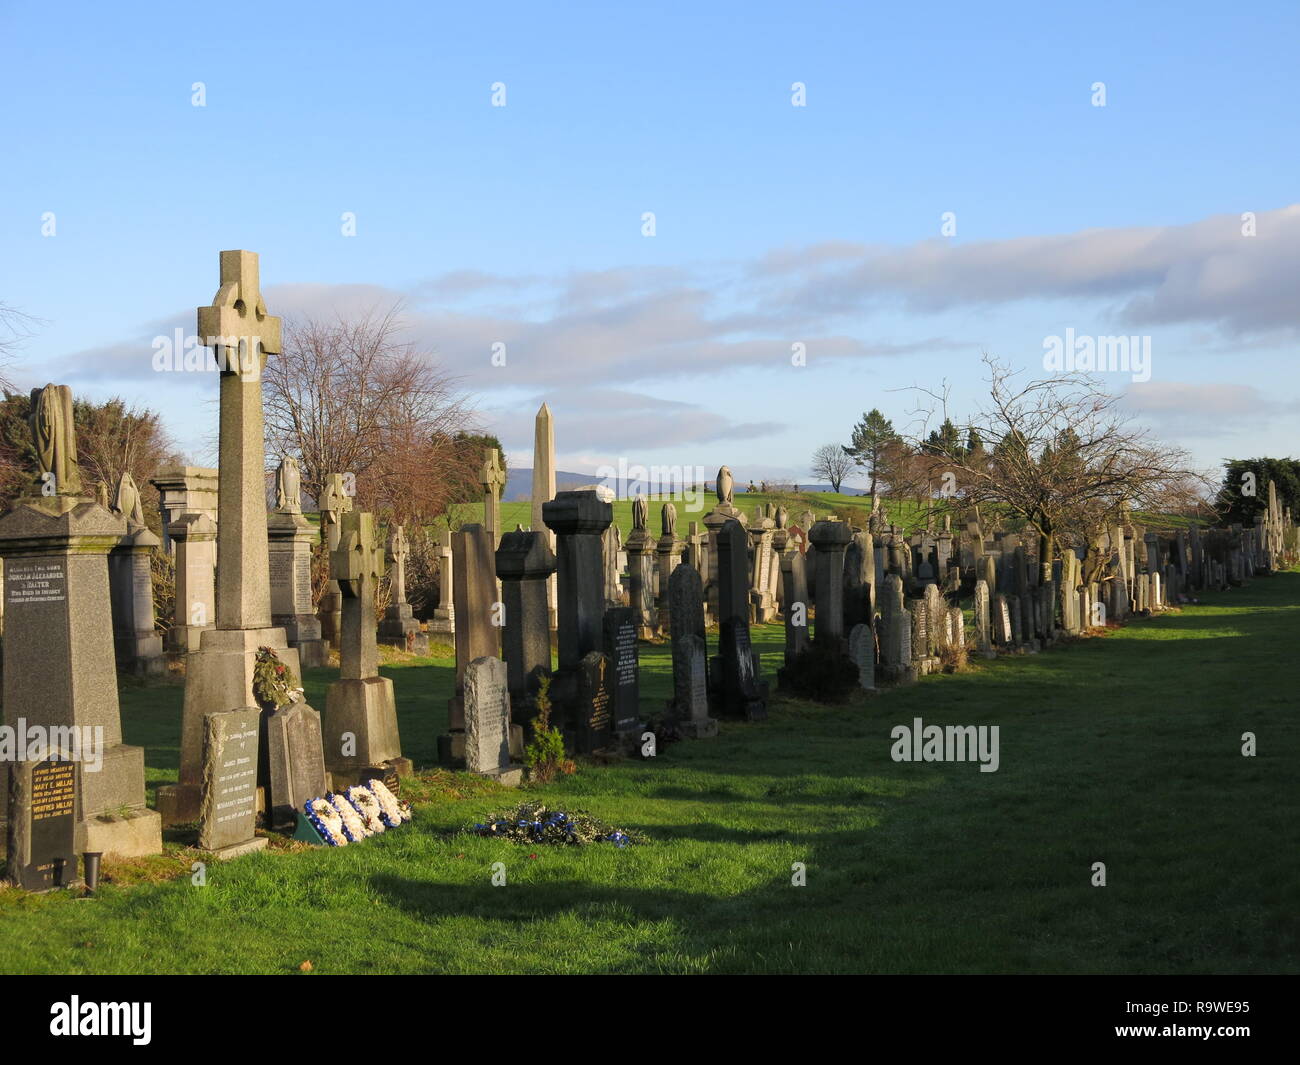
[158,251,304,825]
[531,402,558,628]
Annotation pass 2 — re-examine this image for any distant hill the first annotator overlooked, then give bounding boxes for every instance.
[503,469,596,502]
[504,469,871,501]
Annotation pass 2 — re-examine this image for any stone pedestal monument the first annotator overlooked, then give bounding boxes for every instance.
[268,457,327,668]
[531,403,558,628]
[107,471,165,676]
[167,512,216,653]
[315,472,352,651]
[0,383,162,857]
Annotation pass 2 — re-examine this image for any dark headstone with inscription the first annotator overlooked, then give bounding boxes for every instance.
[198,707,267,859]
[717,617,768,721]
[573,650,613,753]
[265,700,328,829]
[602,607,641,736]
[5,757,80,892]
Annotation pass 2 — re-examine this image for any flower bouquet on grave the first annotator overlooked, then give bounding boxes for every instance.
[252,646,305,711]
[470,801,642,848]
[304,798,348,846]
[344,786,387,835]
[367,778,412,827]
[328,793,370,842]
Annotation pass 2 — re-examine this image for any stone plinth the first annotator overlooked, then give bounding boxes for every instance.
[108,525,165,675]
[167,512,216,653]
[268,509,327,668]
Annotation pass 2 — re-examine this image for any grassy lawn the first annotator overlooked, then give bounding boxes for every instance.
[499,489,912,541]
[1,574,1295,974]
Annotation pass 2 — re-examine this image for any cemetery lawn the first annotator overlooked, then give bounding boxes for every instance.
[1,577,1296,974]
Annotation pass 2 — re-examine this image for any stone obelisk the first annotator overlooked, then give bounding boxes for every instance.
[158,250,303,825]
[531,402,557,628]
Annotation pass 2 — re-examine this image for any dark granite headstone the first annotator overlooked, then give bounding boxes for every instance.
[4,757,78,892]
[719,617,768,721]
[265,701,328,829]
[574,650,613,752]
[602,607,640,734]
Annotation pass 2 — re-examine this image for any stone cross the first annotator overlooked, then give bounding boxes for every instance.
[331,511,383,681]
[196,250,281,630]
[387,524,410,605]
[480,448,506,547]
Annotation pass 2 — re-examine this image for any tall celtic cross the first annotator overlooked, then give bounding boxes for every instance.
[197,251,281,630]
[332,511,383,679]
[387,524,410,605]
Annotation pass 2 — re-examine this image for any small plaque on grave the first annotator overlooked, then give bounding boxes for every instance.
[4,758,78,892]
[575,651,613,752]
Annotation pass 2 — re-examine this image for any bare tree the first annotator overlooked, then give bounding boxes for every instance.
[263,306,476,524]
[811,442,855,494]
[0,302,41,392]
[898,354,1207,577]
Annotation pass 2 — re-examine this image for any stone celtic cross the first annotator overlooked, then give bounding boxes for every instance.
[197,250,281,374]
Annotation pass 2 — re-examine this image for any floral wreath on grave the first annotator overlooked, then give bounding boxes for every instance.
[470,802,642,848]
[344,785,387,835]
[329,793,371,842]
[252,646,305,711]
[304,798,348,846]
[365,778,413,827]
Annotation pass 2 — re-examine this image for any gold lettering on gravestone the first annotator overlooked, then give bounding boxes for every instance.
[31,762,75,820]
[589,658,611,731]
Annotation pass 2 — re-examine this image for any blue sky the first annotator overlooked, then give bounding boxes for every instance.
[2,0,1297,486]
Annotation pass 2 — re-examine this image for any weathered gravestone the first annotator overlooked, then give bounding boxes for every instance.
[316,472,352,650]
[779,548,811,665]
[603,607,641,739]
[107,471,165,676]
[5,756,79,891]
[167,511,216,652]
[496,528,556,726]
[668,562,717,737]
[198,706,266,859]
[809,520,851,651]
[322,511,408,787]
[268,458,326,668]
[0,383,162,856]
[265,699,327,830]
[974,578,992,654]
[441,522,498,763]
[848,623,875,691]
[464,656,522,785]
[717,617,768,721]
[378,524,428,654]
[543,490,614,732]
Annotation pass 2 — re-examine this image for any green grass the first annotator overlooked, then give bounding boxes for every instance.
[2,575,1296,974]
[500,490,919,541]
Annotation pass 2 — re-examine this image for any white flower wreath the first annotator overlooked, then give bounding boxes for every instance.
[346,786,386,835]
[307,798,348,846]
[368,778,413,824]
[330,793,370,841]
